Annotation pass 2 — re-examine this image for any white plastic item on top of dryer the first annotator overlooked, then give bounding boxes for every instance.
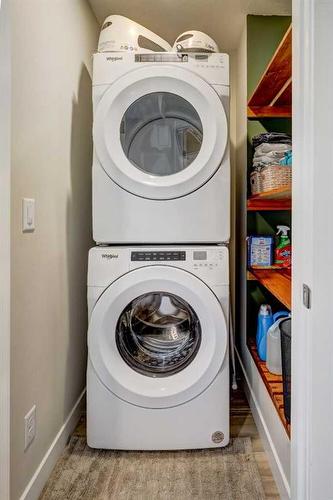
[87,245,230,450]
[92,52,230,244]
[173,30,219,53]
[98,15,172,53]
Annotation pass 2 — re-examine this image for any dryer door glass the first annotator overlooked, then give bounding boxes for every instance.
[116,291,201,377]
[120,92,203,176]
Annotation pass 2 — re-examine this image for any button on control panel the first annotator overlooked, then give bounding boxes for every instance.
[131,251,186,262]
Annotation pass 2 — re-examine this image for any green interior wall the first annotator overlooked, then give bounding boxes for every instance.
[246,15,292,338]
[247,16,291,96]
[247,14,292,234]
[247,15,292,139]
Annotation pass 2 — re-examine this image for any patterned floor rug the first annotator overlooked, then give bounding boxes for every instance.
[40,435,266,500]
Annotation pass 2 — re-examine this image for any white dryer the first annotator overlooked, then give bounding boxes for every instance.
[87,245,229,450]
[92,52,230,244]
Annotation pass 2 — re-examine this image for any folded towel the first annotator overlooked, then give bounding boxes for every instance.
[252,132,292,149]
[254,143,291,155]
[253,151,287,161]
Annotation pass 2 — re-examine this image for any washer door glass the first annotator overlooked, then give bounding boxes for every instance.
[116,291,201,377]
[120,92,203,176]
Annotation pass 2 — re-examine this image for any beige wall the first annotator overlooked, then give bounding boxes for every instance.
[0,1,11,498]
[10,1,98,498]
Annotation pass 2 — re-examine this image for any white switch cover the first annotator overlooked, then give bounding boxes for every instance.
[22,198,35,232]
[24,405,36,451]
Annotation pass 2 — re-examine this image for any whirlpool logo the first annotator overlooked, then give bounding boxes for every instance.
[106,56,123,62]
[101,253,119,260]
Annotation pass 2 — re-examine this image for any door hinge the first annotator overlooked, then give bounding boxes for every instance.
[303,284,311,309]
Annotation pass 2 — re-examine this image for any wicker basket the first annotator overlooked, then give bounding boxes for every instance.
[250,165,292,195]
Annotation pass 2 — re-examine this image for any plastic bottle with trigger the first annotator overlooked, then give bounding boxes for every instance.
[275,225,291,268]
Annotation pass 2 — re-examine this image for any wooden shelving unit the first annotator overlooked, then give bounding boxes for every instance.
[248,268,291,310]
[247,186,291,211]
[245,21,293,450]
[247,24,292,119]
[248,338,290,437]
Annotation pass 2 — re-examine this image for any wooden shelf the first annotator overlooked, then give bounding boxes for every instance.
[247,105,291,119]
[248,338,290,437]
[247,186,291,211]
[249,268,291,310]
[247,24,292,119]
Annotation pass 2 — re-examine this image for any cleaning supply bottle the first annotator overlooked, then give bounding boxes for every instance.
[266,313,291,374]
[275,225,291,268]
[256,305,273,360]
[256,305,288,361]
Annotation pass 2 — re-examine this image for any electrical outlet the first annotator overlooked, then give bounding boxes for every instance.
[24,405,36,451]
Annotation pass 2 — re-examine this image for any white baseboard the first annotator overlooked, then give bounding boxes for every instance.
[20,389,86,500]
[236,348,291,499]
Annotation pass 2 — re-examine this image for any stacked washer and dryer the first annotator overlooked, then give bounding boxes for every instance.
[87,16,231,450]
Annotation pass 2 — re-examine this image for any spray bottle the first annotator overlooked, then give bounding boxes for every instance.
[275,225,291,268]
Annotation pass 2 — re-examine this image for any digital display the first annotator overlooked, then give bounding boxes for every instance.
[135,54,188,63]
[131,251,186,261]
[193,251,207,261]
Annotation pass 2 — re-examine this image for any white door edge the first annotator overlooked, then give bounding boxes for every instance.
[292,1,333,499]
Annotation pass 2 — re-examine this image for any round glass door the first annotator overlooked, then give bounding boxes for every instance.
[120,92,203,176]
[116,291,201,377]
[88,265,228,408]
[94,65,228,199]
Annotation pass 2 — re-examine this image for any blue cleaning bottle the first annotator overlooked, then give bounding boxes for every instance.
[256,305,289,361]
[256,305,273,358]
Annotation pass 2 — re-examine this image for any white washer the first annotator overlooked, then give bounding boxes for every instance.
[87,245,229,450]
[92,52,230,244]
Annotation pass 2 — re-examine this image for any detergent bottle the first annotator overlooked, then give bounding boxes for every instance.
[256,305,272,359]
[256,305,289,361]
[275,225,291,268]
[266,313,291,374]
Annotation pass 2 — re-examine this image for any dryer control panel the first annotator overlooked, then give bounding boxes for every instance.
[93,52,229,87]
[135,53,190,63]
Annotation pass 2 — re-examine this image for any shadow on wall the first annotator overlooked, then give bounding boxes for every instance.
[64,64,94,417]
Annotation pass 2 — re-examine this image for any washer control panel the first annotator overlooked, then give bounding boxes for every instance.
[129,247,229,286]
[131,251,186,262]
[89,246,229,287]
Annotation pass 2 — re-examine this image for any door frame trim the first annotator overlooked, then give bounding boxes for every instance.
[291,2,311,496]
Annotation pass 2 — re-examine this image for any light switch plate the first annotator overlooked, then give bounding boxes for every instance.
[22,198,35,232]
[24,405,36,451]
